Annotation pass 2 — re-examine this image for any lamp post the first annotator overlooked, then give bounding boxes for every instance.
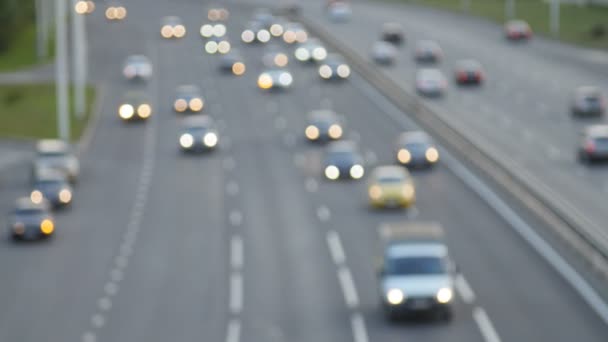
[55,0,70,141]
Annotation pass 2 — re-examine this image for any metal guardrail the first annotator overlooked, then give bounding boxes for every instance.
[290,11,608,282]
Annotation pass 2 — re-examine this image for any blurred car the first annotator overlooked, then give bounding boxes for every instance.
[207,7,229,21]
[318,54,351,80]
[105,3,127,21]
[178,116,219,152]
[118,91,152,121]
[578,125,608,164]
[327,1,352,22]
[416,69,447,97]
[160,16,186,39]
[454,59,484,85]
[305,110,344,142]
[122,55,153,82]
[200,23,227,39]
[396,131,439,168]
[253,9,275,28]
[505,20,532,41]
[219,50,246,75]
[174,85,204,113]
[9,197,55,241]
[323,140,365,180]
[263,47,290,68]
[294,38,328,63]
[378,222,455,321]
[368,166,415,209]
[269,18,288,37]
[204,36,231,54]
[241,21,271,43]
[571,86,605,117]
[381,22,404,45]
[282,22,308,44]
[414,40,443,63]
[371,41,397,65]
[30,170,73,208]
[34,140,80,183]
[257,69,293,90]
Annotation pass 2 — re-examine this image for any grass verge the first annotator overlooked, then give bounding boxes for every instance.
[0,23,54,72]
[0,84,96,141]
[396,0,608,50]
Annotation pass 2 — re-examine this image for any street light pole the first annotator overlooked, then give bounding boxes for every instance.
[550,0,561,36]
[55,0,70,141]
[505,0,516,20]
[72,0,87,118]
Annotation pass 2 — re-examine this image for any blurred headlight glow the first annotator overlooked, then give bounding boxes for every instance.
[425,147,439,163]
[350,164,364,179]
[279,72,293,87]
[40,219,54,235]
[75,1,89,14]
[305,125,320,140]
[257,30,271,43]
[312,47,327,61]
[337,64,351,78]
[59,189,72,203]
[325,165,340,180]
[328,124,343,139]
[137,104,151,118]
[258,73,273,89]
[270,24,284,37]
[205,41,219,54]
[115,6,126,19]
[161,25,174,38]
[180,134,194,148]
[123,66,136,78]
[283,31,296,43]
[203,132,218,147]
[189,98,204,112]
[295,31,308,43]
[174,99,188,112]
[369,185,382,200]
[232,62,246,76]
[200,24,214,38]
[402,184,415,199]
[173,25,186,38]
[295,48,310,61]
[213,24,226,37]
[436,288,453,304]
[274,54,289,67]
[30,190,43,204]
[241,30,255,43]
[119,104,135,119]
[218,41,231,54]
[386,289,405,305]
[398,149,411,164]
[319,65,332,79]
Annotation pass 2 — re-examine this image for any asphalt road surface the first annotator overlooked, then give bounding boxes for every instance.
[0,1,606,342]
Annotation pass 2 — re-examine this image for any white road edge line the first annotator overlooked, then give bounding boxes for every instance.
[229,272,243,314]
[455,274,476,304]
[327,230,346,266]
[350,73,608,325]
[473,307,502,342]
[231,235,244,270]
[350,312,370,342]
[337,267,359,309]
[226,319,241,342]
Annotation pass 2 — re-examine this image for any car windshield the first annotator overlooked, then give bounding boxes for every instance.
[39,152,67,158]
[594,137,608,148]
[385,256,446,276]
[185,126,209,135]
[14,208,45,216]
[378,176,404,183]
[35,180,63,187]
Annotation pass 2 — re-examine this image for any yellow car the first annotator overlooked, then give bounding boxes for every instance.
[368,166,415,208]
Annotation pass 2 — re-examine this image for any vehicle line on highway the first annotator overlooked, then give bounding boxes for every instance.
[473,307,502,342]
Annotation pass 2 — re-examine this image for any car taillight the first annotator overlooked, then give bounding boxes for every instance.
[585,141,596,153]
[457,71,467,81]
[476,71,483,81]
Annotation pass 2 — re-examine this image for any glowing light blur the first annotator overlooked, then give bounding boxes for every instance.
[337,64,351,78]
[257,30,271,43]
[305,125,320,140]
[200,24,214,38]
[350,164,365,179]
[173,25,186,38]
[425,147,439,163]
[325,165,340,180]
[319,65,332,79]
[270,24,284,37]
[328,124,343,139]
[232,62,246,76]
[40,219,54,235]
[180,134,194,148]
[312,47,327,61]
[59,189,72,203]
[137,104,152,118]
[398,149,411,164]
[436,288,453,304]
[203,132,219,147]
[386,289,404,305]
[213,24,226,37]
[205,41,219,54]
[241,30,255,43]
[369,185,382,200]
[258,73,273,89]
[274,53,288,67]
[295,47,310,61]
[402,184,415,199]
[189,98,204,112]
[119,104,135,119]
[217,41,231,54]
[278,72,293,87]
[174,99,188,112]
[161,25,173,38]
[30,190,43,204]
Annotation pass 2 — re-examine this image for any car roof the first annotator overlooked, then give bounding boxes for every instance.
[399,131,431,144]
[417,68,443,78]
[162,16,181,23]
[176,85,201,93]
[328,140,357,152]
[182,115,214,128]
[37,139,70,153]
[382,22,403,32]
[416,40,440,48]
[585,125,608,137]
[456,59,482,69]
[309,109,338,120]
[324,54,344,62]
[35,169,68,182]
[372,165,408,179]
[386,243,448,259]
[576,86,601,96]
[15,197,49,211]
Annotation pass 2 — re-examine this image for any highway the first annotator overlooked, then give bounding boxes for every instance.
[0,1,607,341]
[298,0,608,247]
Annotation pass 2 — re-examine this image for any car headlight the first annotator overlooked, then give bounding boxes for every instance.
[425,147,439,163]
[200,24,214,38]
[319,65,332,79]
[368,185,382,200]
[12,222,25,234]
[115,6,126,19]
[386,288,405,305]
[278,73,293,87]
[241,30,255,43]
[203,132,218,147]
[174,99,188,112]
[173,25,186,38]
[40,219,54,235]
[119,104,134,119]
[258,73,273,89]
[123,66,136,78]
[328,124,343,139]
[350,164,364,179]
[397,148,411,164]
[232,62,246,76]
[59,189,72,203]
[137,104,152,118]
[180,134,194,148]
[205,40,219,54]
[218,40,231,54]
[274,53,288,67]
[30,190,44,204]
[283,31,297,43]
[305,125,320,140]
[295,31,308,43]
[161,25,174,38]
[189,98,204,111]
[402,184,415,199]
[270,24,284,37]
[324,165,340,180]
[257,29,271,43]
[436,288,453,304]
[337,64,351,78]
[213,24,226,37]
[295,47,310,61]
[312,47,327,61]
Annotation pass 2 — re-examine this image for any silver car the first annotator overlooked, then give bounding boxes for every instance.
[122,55,153,82]
[416,68,447,97]
[33,140,80,183]
[371,41,397,65]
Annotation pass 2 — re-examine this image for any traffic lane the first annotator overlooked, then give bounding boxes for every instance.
[276,58,608,341]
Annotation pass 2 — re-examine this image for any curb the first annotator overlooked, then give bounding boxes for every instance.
[77,83,106,157]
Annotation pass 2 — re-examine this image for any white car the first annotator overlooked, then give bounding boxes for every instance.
[34,140,80,183]
[294,38,327,63]
[122,55,153,81]
[415,68,447,97]
[327,2,352,22]
[318,54,351,80]
[160,16,186,38]
[371,41,397,65]
[257,69,293,90]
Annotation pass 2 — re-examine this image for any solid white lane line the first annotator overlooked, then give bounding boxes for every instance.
[229,273,243,314]
[229,210,243,227]
[327,230,346,266]
[104,282,118,296]
[109,269,123,283]
[91,314,105,329]
[231,235,244,270]
[455,274,476,304]
[337,267,359,309]
[317,206,331,222]
[350,313,369,342]
[226,319,241,342]
[473,307,502,342]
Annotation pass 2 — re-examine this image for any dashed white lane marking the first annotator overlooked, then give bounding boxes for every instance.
[226,181,240,196]
[114,255,128,270]
[229,273,244,314]
[455,274,476,304]
[473,307,502,342]
[326,230,346,265]
[317,205,331,222]
[337,267,359,309]
[274,116,287,130]
[98,297,112,312]
[231,235,244,270]
[82,331,96,342]
[305,177,318,193]
[110,269,123,283]
[91,314,105,328]
[226,319,241,342]
[229,210,243,227]
[283,133,296,147]
[104,282,119,296]
[223,157,236,171]
[350,312,369,342]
